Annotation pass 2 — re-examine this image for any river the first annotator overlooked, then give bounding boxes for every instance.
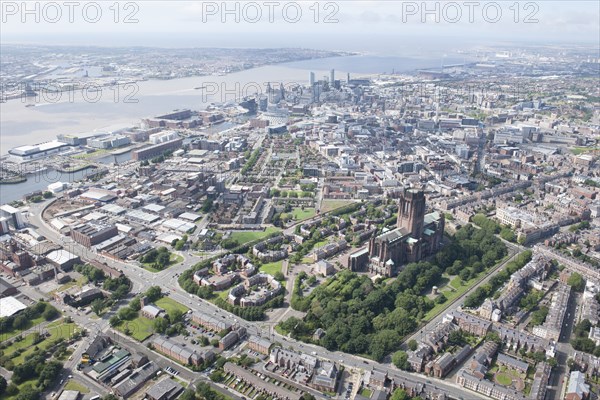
[0,54,469,204]
[0,168,98,204]
[0,54,470,152]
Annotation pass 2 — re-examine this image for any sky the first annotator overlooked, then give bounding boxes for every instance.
[1,1,599,52]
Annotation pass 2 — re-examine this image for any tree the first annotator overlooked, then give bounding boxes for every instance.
[109,315,121,327]
[436,293,447,304]
[448,330,464,346]
[145,286,162,302]
[13,315,28,330]
[201,198,213,213]
[407,339,418,351]
[485,331,502,344]
[5,383,18,396]
[38,360,62,389]
[274,271,285,281]
[500,227,515,242]
[390,388,410,400]
[15,384,40,400]
[179,390,196,400]
[574,319,592,338]
[220,238,239,249]
[531,306,549,326]
[154,317,169,334]
[168,309,184,324]
[0,376,6,395]
[459,268,471,282]
[392,350,410,370]
[91,299,104,316]
[42,306,60,321]
[568,272,586,292]
[210,370,224,382]
[156,252,171,268]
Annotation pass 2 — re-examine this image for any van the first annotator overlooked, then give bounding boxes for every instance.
[90,396,101,400]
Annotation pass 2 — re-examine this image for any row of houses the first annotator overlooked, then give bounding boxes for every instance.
[152,336,215,366]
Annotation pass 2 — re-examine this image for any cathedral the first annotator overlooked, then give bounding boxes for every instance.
[366,189,445,277]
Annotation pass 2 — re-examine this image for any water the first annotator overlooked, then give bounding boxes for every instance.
[0,167,97,204]
[0,54,466,204]
[96,151,132,165]
[0,55,464,153]
[284,54,470,75]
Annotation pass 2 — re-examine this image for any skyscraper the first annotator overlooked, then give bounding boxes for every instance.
[309,71,315,86]
[330,69,335,84]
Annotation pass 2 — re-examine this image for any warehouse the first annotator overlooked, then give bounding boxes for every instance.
[46,249,81,271]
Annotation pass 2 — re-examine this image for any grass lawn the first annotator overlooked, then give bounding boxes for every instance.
[496,372,513,386]
[143,253,184,273]
[64,380,91,393]
[301,257,314,264]
[321,199,355,213]
[423,274,480,321]
[215,290,229,301]
[495,372,513,386]
[155,297,190,315]
[0,315,47,342]
[73,148,110,159]
[4,322,78,364]
[117,316,155,342]
[230,227,280,245]
[291,207,316,221]
[1,378,39,400]
[260,260,283,275]
[360,388,373,397]
[49,280,78,294]
[571,146,600,155]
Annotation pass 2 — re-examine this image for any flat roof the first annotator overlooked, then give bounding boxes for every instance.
[0,296,27,318]
[46,249,79,265]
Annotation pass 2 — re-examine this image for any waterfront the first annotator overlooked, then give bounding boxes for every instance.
[0,55,466,153]
[0,54,467,204]
[0,167,96,204]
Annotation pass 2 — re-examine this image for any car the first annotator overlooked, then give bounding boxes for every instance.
[68,375,73,379]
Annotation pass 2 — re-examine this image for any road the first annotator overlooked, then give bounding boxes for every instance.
[26,198,490,400]
[546,290,579,400]
[403,240,524,346]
